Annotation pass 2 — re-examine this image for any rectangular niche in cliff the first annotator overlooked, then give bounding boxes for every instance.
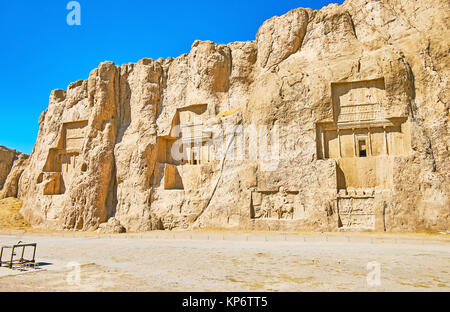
[184,144,214,165]
[42,172,65,195]
[40,120,88,195]
[164,164,184,190]
[332,78,386,125]
[177,104,213,165]
[157,137,179,164]
[63,120,88,152]
[61,152,80,173]
[357,136,368,157]
[317,121,411,160]
[317,77,411,161]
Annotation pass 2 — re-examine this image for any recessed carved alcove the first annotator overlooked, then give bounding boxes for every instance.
[332,78,385,124]
[164,164,184,190]
[315,78,411,230]
[316,79,411,187]
[178,104,213,165]
[317,121,411,161]
[153,104,214,191]
[318,78,410,158]
[40,121,88,195]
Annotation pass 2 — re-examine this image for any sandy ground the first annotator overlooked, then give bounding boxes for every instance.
[0,231,448,292]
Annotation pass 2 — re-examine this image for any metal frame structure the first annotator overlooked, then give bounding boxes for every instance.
[0,242,37,269]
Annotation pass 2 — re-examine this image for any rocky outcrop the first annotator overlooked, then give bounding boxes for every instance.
[0,146,28,199]
[0,146,18,189]
[97,218,126,234]
[0,154,29,199]
[11,0,449,233]
[256,8,309,69]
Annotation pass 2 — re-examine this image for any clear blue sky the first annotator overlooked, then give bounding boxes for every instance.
[0,0,343,154]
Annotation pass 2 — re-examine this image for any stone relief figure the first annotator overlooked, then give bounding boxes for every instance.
[271,187,295,220]
[253,188,296,220]
[279,187,295,220]
[281,205,295,220]
[273,188,285,219]
[257,197,271,219]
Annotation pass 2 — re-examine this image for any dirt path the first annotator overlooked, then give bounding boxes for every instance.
[0,232,448,292]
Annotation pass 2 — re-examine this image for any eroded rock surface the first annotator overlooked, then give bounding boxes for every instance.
[0,146,18,189]
[7,0,449,232]
[97,217,126,234]
[0,146,28,199]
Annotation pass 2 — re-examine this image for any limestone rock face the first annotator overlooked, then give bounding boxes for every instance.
[11,0,449,233]
[0,146,18,189]
[189,41,232,92]
[0,146,28,199]
[256,8,309,69]
[0,154,29,199]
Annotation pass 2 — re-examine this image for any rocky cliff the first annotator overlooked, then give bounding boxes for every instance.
[0,146,28,199]
[0,146,17,189]
[9,0,449,232]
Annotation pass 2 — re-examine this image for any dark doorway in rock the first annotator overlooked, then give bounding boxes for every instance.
[358,139,367,157]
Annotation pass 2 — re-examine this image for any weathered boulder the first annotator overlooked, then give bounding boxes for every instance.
[97,217,126,234]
